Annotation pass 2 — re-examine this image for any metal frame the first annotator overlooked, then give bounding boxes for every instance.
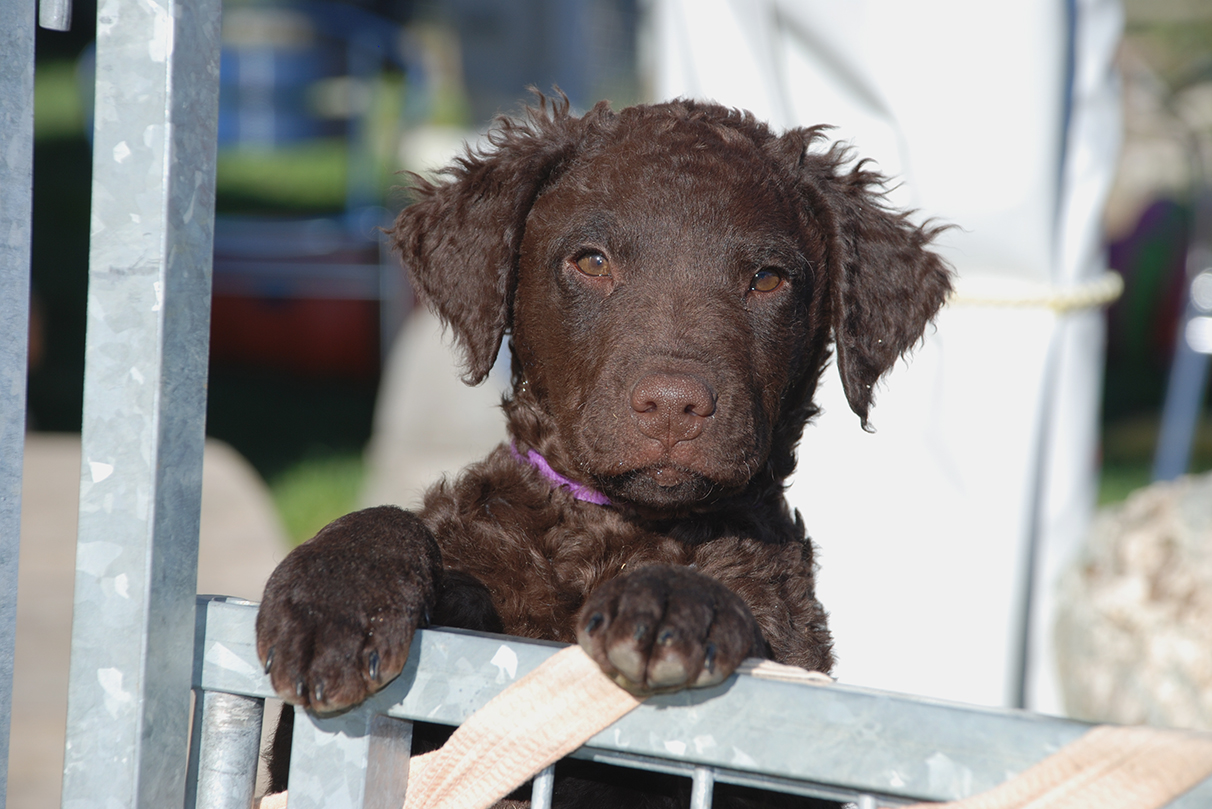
[2,0,1210,806]
[191,596,1212,809]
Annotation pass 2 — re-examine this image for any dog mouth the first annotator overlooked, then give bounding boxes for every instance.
[596,465,720,510]
[582,439,763,511]
[641,463,694,488]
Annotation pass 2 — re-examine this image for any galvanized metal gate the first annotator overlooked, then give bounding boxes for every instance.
[3,0,1212,807]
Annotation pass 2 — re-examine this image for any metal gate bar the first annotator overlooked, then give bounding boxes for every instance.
[192,596,1212,809]
[185,689,264,809]
[0,0,37,799]
[530,764,555,809]
[59,0,223,805]
[285,701,412,809]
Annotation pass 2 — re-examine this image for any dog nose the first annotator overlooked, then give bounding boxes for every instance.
[630,373,716,448]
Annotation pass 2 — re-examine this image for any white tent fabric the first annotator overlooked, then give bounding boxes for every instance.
[648,0,1122,711]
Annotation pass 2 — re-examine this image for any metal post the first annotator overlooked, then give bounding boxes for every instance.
[287,708,413,809]
[530,764,555,809]
[185,691,265,809]
[0,0,36,801]
[690,765,714,809]
[365,714,414,809]
[60,0,222,805]
[38,0,72,31]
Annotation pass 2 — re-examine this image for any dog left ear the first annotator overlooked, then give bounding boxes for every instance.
[783,133,952,428]
[390,96,591,384]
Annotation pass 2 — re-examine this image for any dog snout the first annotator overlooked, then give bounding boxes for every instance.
[630,373,717,448]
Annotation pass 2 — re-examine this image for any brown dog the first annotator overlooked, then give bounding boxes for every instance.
[255,97,951,803]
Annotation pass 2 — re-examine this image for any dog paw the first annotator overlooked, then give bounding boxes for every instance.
[255,506,442,713]
[575,564,765,694]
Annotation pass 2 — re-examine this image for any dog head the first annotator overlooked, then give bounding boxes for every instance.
[392,97,951,514]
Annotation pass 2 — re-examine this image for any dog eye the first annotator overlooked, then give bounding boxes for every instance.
[575,252,611,277]
[749,269,783,293]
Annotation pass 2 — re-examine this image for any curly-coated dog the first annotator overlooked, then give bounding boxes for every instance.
[256,97,952,806]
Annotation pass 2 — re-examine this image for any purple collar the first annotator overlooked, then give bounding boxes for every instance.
[510,443,611,506]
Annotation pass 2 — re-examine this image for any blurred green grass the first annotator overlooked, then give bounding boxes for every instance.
[1098,415,1212,505]
[33,60,86,140]
[268,454,366,546]
[216,141,350,214]
[1097,463,1153,506]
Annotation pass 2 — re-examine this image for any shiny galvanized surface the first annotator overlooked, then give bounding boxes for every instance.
[286,707,413,809]
[192,597,1212,807]
[531,764,555,809]
[0,0,35,798]
[690,765,715,809]
[38,0,72,30]
[60,0,222,804]
[185,691,264,809]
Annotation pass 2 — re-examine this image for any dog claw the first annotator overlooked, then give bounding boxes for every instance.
[368,650,380,682]
[263,647,275,675]
[633,622,649,642]
[657,628,675,646]
[585,613,604,634]
[703,642,717,673]
[296,678,306,699]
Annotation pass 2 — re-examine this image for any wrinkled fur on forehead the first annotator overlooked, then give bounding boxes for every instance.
[390,94,952,432]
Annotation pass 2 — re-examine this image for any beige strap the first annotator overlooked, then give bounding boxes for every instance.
[256,649,1212,809]
[256,790,286,809]
[401,644,644,809]
[895,724,1212,809]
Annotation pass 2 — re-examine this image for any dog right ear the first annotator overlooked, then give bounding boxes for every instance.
[390,96,589,384]
[773,129,952,429]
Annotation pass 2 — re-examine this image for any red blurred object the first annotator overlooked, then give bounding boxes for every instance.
[207,215,408,381]
[210,294,379,379]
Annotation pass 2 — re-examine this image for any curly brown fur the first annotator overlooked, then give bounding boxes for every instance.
[257,95,951,806]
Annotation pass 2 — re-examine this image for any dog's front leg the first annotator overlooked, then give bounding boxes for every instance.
[256,505,442,713]
[575,564,768,694]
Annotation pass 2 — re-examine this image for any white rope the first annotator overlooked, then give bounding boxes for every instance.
[947,271,1123,313]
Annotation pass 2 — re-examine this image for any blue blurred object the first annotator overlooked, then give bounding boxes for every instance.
[1150,61,1212,481]
[218,1,411,149]
[218,34,344,146]
[1153,189,1212,481]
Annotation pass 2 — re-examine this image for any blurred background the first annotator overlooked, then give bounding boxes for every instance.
[28,0,642,543]
[13,0,1212,802]
[19,5,644,802]
[26,0,1211,541]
